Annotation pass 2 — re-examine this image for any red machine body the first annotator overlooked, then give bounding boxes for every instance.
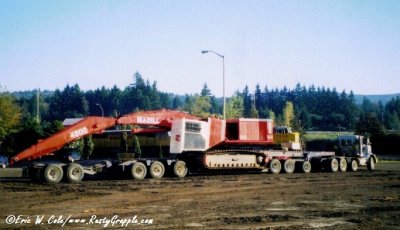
[10,109,199,165]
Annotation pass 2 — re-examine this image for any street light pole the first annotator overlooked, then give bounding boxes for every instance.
[96,103,104,117]
[201,50,226,120]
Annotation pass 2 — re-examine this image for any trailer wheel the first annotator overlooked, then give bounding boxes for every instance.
[329,158,339,173]
[339,158,347,172]
[302,161,312,173]
[173,161,188,178]
[44,164,63,183]
[283,160,295,174]
[150,161,165,179]
[367,157,375,171]
[131,162,147,180]
[269,159,281,174]
[67,163,84,183]
[349,159,358,172]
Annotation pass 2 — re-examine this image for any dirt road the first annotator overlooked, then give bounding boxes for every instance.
[0,162,399,229]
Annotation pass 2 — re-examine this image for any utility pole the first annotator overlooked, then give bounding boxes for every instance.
[96,103,104,117]
[201,50,226,119]
[36,89,40,124]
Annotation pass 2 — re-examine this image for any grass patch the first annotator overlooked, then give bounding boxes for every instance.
[304,131,353,141]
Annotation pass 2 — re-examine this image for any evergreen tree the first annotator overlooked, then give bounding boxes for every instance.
[385,97,400,130]
[109,85,122,116]
[172,96,183,109]
[356,113,385,137]
[200,83,212,99]
[254,84,263,109]
[47,84,89,120]
[210,96,221,115]
[242,86,252,117]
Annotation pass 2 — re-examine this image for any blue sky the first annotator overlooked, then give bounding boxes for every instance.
[0,0,399,96]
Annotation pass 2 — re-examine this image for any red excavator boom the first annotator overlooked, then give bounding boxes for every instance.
[10,109,199,166]
[10,117,117,165]
[117,109,199,128]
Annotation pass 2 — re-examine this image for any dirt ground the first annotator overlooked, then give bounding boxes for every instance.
[0,161,399,229]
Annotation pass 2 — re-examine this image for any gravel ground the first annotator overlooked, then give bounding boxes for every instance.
[0,161,399,229]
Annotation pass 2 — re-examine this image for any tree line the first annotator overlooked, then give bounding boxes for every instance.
[1,72,400,156]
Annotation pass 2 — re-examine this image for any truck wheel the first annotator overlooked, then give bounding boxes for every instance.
[367,158,375,171]
[173,161,188,178]
[329,158,339,173]
[269,159,281,174]
[44,164,63,183]
[67,163,84,183]
[150,161,165,179]
[131,162,147,180]
[349,159,358,172]
[302,161,312,173]
[339,158,347,172]
[283,160,295,174]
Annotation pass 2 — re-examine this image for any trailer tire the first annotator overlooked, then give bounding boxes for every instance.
[367,157,375,171]
[269,159,281,174]
[131,162,147,180]
[329,158,339,173]
[283,160,295,174]
[150,161,165,179]
[44,164,64,183]
[349,159,358,172]
[302,161,312,173]
[339,158,347,172]
[173,161,188,178]
[67,163,84,183]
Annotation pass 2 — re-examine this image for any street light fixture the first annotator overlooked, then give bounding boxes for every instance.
[96,103,104,117]
[201,50,226,120]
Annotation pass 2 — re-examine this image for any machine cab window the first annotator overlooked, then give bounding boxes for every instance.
[273,126,292,134]
[185,122,201,133]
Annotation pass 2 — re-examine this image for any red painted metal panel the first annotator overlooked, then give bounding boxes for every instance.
[239,120,265,141]
[225,118,274,142]
[209,118,224,148]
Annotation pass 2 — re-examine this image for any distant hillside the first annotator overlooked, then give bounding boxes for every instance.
[11,90,54,99]
[354,93,400,104]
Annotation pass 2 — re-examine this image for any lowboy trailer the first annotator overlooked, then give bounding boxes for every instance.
[0,109,377,183]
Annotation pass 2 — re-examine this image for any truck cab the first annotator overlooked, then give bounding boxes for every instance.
[337,135,377,170]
